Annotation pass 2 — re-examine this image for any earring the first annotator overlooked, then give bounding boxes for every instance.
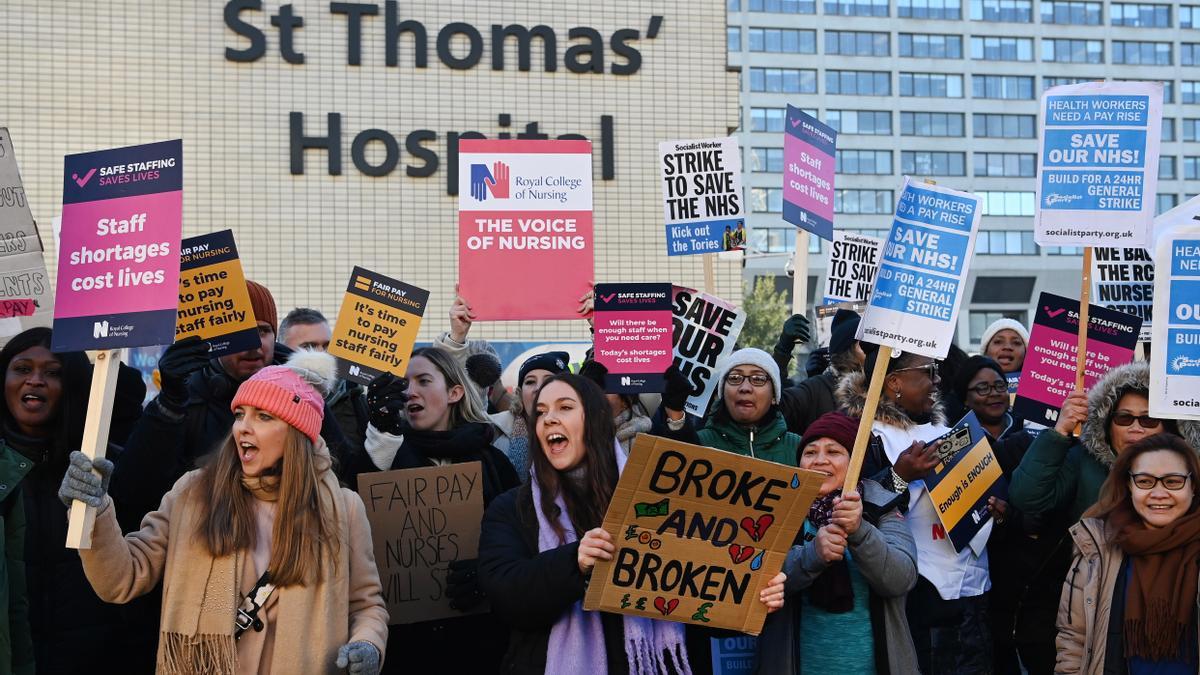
[895,391,901,400]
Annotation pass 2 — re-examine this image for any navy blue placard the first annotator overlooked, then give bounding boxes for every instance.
[62,139,182,205]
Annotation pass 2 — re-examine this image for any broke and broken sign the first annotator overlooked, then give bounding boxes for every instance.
[329,266,428,384]
[583,434,825,635]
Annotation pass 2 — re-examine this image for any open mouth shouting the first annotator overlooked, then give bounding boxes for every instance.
[239,440,259,463]
[19,391,48,413]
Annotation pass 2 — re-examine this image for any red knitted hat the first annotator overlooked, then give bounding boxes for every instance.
[230,365,324,443]
[800,411,860,453]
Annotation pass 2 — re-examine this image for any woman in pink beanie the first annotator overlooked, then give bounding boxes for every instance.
[61,352,389,674]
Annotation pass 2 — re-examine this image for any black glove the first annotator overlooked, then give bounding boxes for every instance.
[366,372,408,435]
[661,365,690,412]
[156,336,210,410]
[805,347,831,378]
[774,314,812,355]
[445,558,486,611]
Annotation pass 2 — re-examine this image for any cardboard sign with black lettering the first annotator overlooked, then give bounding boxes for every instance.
[356,462,486,624]
[671,287,746,416]
[583,434,825,635]
[328,267,428,384]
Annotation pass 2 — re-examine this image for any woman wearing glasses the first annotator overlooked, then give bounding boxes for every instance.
[1057,433,1200,673]
[694,348,802,465]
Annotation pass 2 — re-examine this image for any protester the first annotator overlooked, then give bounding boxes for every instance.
[489,351,572,478]
[758,411,919,674]
[1057,434,1200,673]
[114,281,354,526]
[280,307,369,450]
[979,318,1028,374]
[477,373,786,674]
[954,355,1034,466]
[839,345,995,674]
[769,313,813,382]
[780,309,864,437]
[578,360,652,454]
[0,328,151,674]
[351,347,519,673]
[433,288,511,412]
[60,352,389,674]
[936,344,972,423]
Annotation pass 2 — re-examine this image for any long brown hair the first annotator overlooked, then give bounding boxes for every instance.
[193,427,340,587]
[1085,433,1200,527]
[529,373,620,544]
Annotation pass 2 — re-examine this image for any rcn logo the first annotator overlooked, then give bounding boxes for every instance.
[469,161,510,202]
[621,376,632,386]
[93,321,108,338]
[92,320,133,339]
[348,365,362,377]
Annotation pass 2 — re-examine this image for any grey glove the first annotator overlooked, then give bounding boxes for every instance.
[336,641,381,675]
[58,451,114,508]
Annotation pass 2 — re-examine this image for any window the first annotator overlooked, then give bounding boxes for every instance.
[749,228,802,253]
[1044,245,1085,255]
[899,33,963,58]
[900,72,963,97]
[1184,5,1200,26]
[750,68,818,93]
[1111,3,1171,26]
[970,0,1032,21]
[969,311,1028,343]
[1042,39,1103,63]
[748,27,817,53]
[1158,194,1178,215]
[751,187,784,212]
[1184,119,1200,142]
[751,107,785,132]
[827,70,891,95]
[1184,43,1200,65]
[730,0,742,9]
[1117,78,1174,103]
[970,36,1034,61]
[825,31,890,56]
[1112,41,1172,65]
[728,27,741,51]
[824,0,889,15]
[974,152,1036,177]
[972,75,1034,99]
[902,111,966,136]
[748,0,817,12]
[974,233,1038,255]
[826,110,892,135]
[898,0,962,18]
[836,150,893,174]
[978,191,1035,216]
[835,189,894,214]
[1041,0,1102,24]
[750,147,785,172]
[1044,76,1093,90]
[1160,156,1177,179]
[902,151,966,176]
[1186,157,1200,180]
[1184,82,1200,104]
[973,113,1035,138]
[1163,117,1176,142]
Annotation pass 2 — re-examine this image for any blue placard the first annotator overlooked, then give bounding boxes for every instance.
[666,218,746,256]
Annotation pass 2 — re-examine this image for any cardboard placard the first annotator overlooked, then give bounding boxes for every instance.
[594,283,674,393]
[1149,206,1200,420]
[822,232,883,305]
[1014,292,1141,427]
[782,107,837,240]
[0,129,53,340]
[1091,247,1153,341]
[814,301,866,349]
[328,267,428,384]
[356,462,486,624]
[582,434,825,635]
[660,138,746,256]
[857,178,982,359]
[457,139,593,320]
[923,413,1006,552]
[670,287,747,417]
[1035,81,1163,248]
[175,229,259,356]
[52,140,183,352]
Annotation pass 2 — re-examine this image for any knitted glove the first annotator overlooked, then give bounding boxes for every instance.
[58,451,114,508]
[336,641,381,675]
[156,336,210,410]
[366,372,408,435]
[661,365,691,412]
[446,558,486,611]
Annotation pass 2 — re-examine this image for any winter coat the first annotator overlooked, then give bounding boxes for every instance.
[779,371,839,437]
[1009,362,1200,525]
[327,379,368,453]
[0,443,33,675]
[758,480,920,674]
[696,408,802,467]
[112,343,354,530]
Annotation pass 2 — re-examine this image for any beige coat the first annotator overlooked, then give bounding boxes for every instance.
[1056,517,1200,674]
[80,470,389,674]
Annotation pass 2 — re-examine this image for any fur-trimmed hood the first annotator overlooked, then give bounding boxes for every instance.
[835,370,947,429]
[1079,361,1200,467]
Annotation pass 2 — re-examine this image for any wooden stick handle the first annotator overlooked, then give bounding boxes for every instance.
[66,349,122,550]
[844,345,893,491]
[792,230,810,315]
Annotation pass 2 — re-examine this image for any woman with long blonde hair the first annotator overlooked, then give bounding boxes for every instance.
[60,351,388,674]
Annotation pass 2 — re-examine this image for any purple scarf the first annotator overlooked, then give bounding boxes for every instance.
[533,439,692,675]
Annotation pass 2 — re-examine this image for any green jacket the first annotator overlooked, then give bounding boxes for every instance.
[0,443,33,675]
[1008,428,1109,525]
[696,409,801,467]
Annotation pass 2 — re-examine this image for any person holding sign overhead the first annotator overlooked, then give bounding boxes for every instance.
[1057,434,1200,673]
[60,352,389,674]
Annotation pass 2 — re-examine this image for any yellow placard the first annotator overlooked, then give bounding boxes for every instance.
[175,230,258,355]
[928,437,1003,533]
[328,266,428,384]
